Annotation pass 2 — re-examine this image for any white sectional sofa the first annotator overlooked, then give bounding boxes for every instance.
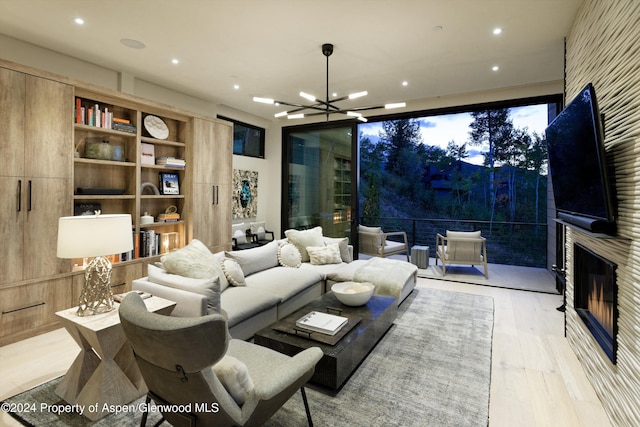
[133,227,417,340]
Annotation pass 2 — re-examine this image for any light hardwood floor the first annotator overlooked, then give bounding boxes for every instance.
[0,268,613,427]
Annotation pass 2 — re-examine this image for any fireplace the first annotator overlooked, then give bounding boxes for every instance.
[573,243,618,363]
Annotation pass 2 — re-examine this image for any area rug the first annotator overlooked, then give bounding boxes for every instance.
[2,288,494,427]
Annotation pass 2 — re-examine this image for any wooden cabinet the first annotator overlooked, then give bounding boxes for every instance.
[0,68,73,285]
[190,118,233,253]
[0,61,232,345]
[0,276,73,345]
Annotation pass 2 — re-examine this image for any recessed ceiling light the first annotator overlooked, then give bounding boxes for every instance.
[74,17,84,25]
[402,81,409,87]
[233,84,240,90]
[492,65,500,71]
[120,38,146,49]
[493,28,502,35]
[171,59,179,65]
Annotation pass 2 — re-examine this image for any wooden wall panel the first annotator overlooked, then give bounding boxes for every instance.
[564,1,640,426]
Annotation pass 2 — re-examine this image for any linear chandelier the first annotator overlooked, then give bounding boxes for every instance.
[253,43,406,122]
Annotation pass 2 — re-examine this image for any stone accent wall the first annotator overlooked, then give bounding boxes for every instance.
[564,1,640,426]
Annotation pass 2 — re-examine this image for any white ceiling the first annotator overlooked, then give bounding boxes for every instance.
[0,0,583,120]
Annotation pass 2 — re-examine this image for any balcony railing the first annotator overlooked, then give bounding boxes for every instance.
[359,217,547,268]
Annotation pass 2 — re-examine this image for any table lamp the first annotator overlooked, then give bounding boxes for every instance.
[57,212,133,316]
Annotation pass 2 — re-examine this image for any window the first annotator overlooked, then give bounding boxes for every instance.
[218,116,265,158]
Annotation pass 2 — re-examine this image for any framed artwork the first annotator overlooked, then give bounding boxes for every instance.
[159,172,180,195]
[233,169,258,218]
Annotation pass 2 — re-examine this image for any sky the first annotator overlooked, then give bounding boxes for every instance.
[358,104,549,165]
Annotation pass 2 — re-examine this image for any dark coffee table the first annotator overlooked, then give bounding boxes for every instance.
[254,292,397,392]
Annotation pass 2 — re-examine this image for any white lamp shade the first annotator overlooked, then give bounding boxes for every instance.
[57,214,133,258]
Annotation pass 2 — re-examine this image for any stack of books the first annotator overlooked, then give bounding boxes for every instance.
[112,117,137,134]
[158,212,181,222]
[156,157,186,168]
[295,311,348,336]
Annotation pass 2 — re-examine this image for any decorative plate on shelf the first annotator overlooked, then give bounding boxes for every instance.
[144,115,169,140]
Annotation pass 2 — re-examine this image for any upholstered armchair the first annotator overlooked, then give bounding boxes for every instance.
[435,230,488,278]
[358,224,410,261]
[119,293,323,427]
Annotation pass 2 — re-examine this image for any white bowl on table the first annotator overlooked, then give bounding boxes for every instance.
[331,282,375,306]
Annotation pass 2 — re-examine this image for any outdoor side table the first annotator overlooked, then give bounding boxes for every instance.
[411,245,430,268]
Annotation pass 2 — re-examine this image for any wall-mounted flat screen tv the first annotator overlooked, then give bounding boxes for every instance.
[545,83,616,234]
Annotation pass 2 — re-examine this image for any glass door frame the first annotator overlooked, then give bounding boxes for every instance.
[281,120,359,251]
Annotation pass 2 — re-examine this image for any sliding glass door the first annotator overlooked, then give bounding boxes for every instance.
[282,122,357,242]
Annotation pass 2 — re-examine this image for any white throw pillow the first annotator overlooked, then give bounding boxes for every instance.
[221,258,246,287]
[284,226,324,262]
[307,243,342,265]
[224,240,279,276]
[323,236,351,263]
[250,221,266,240]
[147,264,221,314]
[160,239,218,279]
[213,355,254,406]
[278,243,302,268]
[232,223,247,244]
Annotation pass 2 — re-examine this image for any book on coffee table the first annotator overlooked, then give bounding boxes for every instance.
[296,311,349,336]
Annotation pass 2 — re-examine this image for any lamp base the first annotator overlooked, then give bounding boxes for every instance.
[77,256,115,316]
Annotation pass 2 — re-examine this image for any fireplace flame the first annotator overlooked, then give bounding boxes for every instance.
[588,276,614,337]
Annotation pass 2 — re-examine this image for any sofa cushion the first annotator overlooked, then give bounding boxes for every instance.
[323,236,351,263]
[212,251,230,292]
[284,226,324,262]
[213,355,254,406]
[244,267,323,301]
[220,286,281,327]
[307,243,342,265]
[147,264,221,314]
[278,243,302,268]
[221,258,246,287]
[160,239,218,279]
[225,240,278,276]
[232,223,247,244]
[250,221,267,240]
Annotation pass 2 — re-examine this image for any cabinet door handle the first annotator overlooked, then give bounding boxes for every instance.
[216,185,219,205]
[17,180,22,212]
[28,180,33,211]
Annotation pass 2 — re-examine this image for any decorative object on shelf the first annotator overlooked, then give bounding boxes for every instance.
[140,182,160,195]
[76,188,126,195]
[161,232,180,253]
[233,169,258,219]
[158,205,180,222]
[140,212,154,225]
[143,115,169,139]
[159,172,180,195]
[74,202,102,216]
[57,212,133,316]
[85,138,114,160]
[140,142,155,165]
[156,157,186,168]
[253,43,406,122]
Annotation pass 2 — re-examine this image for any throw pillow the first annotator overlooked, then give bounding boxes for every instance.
[232,223,247,245]
[278,243,302,268]
[160,239,218,279]
[225,240,279,276]
[284,226,324,262]
[213,355,254,406]
[221,258,246,287]
[323,236,351,263]
[358,224,383,247]
[307,243,342,265]
[250,221,266,241]
[147,264,221,314]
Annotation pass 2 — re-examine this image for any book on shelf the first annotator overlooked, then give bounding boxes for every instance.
[159,172,180,195]
[295,311,349,335]
[141,143,155,165]
[156,157,186,168]
[158,212,181,222]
